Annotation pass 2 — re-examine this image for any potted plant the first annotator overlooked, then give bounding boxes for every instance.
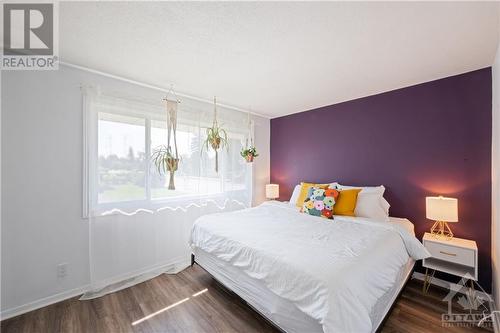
[152,145,179,190]
[203,97,228,173]
[240,146,259,162]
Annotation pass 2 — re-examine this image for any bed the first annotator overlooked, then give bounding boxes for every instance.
[190,201,429,333]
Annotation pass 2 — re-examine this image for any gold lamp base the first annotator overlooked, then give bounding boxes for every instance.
[430,221,454,240]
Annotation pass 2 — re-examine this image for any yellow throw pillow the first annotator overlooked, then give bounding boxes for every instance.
[296,182,329,208]
[333,189,362,216]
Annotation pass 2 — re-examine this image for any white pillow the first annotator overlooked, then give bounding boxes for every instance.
[334,183,390,221]
[334,183,385,194]
[354,192,389,221]
[289,184,301,206]
[380,197,390,215]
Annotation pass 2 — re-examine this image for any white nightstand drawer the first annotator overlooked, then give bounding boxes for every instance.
[425,241,475,267]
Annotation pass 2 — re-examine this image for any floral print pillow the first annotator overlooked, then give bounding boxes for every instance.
[302,186,339,219]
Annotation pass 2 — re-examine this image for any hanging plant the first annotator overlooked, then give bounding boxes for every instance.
[152,145,179,190]
[203,97,228,173]
[240,146,259,163]
[151,90,180,190]
[241,112,258,163]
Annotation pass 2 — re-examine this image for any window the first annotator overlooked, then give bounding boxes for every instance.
[150,120,209,199]
[85,90,252,213]
[98,113,146,203]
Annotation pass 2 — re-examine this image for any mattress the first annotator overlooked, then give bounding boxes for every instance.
[195,247,415,333]
[190,201,429,332]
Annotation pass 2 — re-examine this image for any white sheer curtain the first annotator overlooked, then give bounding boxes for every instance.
[81,87,252,299]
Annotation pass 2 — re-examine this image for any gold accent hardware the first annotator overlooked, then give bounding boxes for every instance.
[430,220,454,240]
[439,251,457,256]
[422,267,435,294]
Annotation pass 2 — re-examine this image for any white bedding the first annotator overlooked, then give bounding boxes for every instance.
[190,201,429,333]
[388,216,415,235]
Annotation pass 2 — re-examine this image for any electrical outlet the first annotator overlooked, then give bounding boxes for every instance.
[57,263,68,278]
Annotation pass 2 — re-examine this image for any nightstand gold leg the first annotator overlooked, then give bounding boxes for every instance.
[422,268,428,293]
[422,268,435,294]
[467,279,476,311]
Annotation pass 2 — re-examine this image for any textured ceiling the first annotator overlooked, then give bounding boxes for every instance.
[60,2,500,118]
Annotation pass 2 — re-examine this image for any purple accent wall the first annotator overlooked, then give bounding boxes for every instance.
[270,68,492,290]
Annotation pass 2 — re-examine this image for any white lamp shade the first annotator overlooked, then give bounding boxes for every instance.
[426,196,458,222]
[266,184,279,199]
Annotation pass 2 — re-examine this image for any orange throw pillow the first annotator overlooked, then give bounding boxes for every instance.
[333,189,362,216]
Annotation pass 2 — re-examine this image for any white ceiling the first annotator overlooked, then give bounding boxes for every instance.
[60,2,500,118]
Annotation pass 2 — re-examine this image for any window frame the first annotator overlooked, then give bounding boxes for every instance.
[83,90,251,217]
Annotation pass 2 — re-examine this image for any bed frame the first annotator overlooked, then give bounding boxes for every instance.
[192,253,287,333]
[191,253,414,333]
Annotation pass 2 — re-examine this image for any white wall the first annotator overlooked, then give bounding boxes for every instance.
[0,65,270,318]
[492,6,500,311]
[0,64,3,320]
[253,115,270,206]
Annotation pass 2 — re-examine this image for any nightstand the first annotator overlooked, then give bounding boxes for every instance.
[422,232,478,293]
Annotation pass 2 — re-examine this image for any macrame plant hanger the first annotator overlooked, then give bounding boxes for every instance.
[247,112,254,161]
[245,112,251,148]
[163,86,180,190]
[203,96,228,173]
[242,111,257,163]
[212,97,221,173]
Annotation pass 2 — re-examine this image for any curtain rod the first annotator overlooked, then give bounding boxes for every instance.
[60,61,269,119]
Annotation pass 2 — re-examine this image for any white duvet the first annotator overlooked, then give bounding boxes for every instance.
[190,201,430,333]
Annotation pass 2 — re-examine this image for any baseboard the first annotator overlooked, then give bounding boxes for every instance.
[491,300,500,333]
[0,284,90,321]
[1,257,191,322]
[87,256,190,292]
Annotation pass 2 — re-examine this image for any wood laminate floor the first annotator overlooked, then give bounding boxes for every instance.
[1,265,494,333]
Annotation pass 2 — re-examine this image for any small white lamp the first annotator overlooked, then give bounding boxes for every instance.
[426,196,458,240]
[266,184,279,200]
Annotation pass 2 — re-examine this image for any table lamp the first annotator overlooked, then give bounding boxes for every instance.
[266,184,279,200]
[426,196,458,240]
